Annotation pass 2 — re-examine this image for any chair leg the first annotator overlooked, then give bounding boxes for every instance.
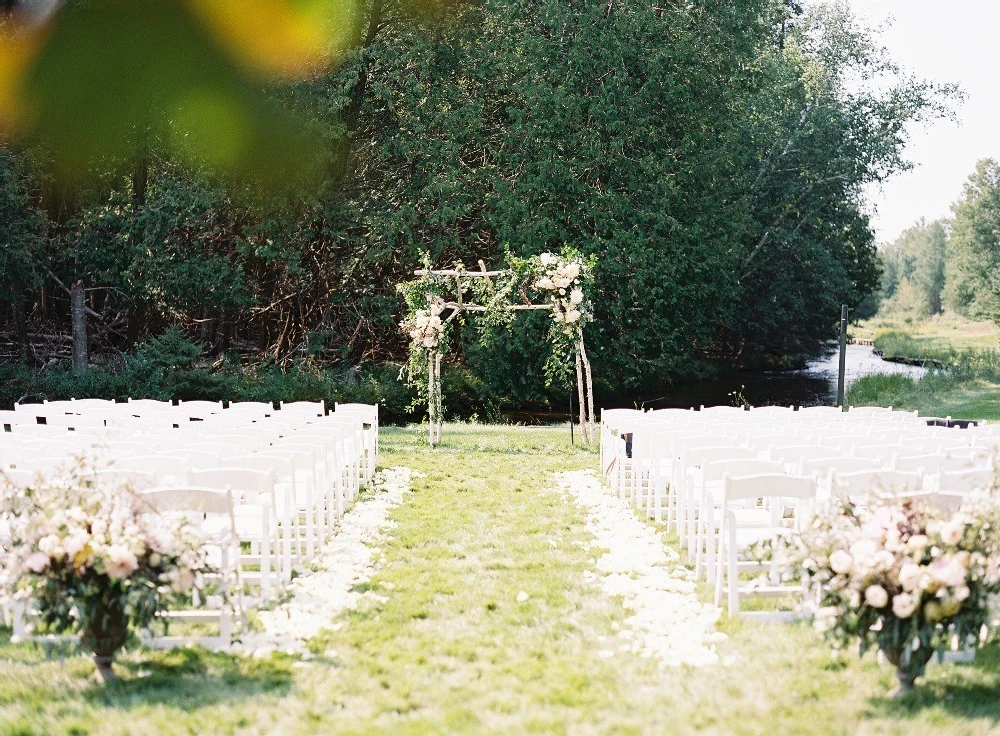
[727,519,739,616]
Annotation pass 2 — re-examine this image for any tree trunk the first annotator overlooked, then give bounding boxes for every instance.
[126,303,146,347]
[213,306,231,355]
[71,280,88,374]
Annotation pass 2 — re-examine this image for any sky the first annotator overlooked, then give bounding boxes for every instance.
[843,0,1000,245]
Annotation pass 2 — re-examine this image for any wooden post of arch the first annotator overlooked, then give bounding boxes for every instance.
[575,335,595,445]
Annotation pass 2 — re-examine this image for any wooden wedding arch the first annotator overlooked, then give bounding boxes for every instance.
[399,254,596,448]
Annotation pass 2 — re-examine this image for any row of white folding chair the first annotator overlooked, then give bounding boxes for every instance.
[312,413,368,488]
[306,414,367,489]
[334,404,378,484]
[186,468,281,598]
[634,422,735,517]
[289,419,361,514]
[668,432,744,535]
[0,409,43,428]
[599,408,652,491]
[680,445,759,557]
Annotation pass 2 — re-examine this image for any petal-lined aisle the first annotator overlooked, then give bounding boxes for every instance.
[239,467,412,656]
[557,469,725,668]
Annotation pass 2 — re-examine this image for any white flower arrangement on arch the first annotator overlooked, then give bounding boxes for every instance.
[533,251,592,337]
[401,298,446,351]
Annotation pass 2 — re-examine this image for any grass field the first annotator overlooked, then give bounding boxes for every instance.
[3,425,1000,734]
[853,312,1000,352]
[849,312,1000,420]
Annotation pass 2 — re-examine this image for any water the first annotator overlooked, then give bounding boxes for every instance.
[635,344,928,410]
[502,344,929,423]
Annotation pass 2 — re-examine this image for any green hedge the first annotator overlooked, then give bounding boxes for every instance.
[0,328,506,424]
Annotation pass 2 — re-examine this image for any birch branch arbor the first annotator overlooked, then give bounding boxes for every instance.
[399,251,596,447]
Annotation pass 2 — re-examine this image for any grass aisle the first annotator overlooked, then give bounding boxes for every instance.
[4,425,1000,734]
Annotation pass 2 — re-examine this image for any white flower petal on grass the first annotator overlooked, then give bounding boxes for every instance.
[516,591,529,603]
[238,468,411,657]
[558,470,722,668]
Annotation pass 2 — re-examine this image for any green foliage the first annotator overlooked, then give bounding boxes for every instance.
[0,0,953,403]
[879,219,948,318]
[944,159,1000,323]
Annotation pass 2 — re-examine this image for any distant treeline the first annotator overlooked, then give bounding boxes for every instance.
[1,1,948,405]
[878,159,1000,324]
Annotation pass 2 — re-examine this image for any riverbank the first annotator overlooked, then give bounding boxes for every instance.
[847,314,1000,420]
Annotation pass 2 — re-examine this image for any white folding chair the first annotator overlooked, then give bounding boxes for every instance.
[140,486,240,650]
[335,403,379,481]
[695,458,784,581]
[83,468,157,491]
[256,447,321,560]
[188,468,279,599]
[829,469,924,503]
[714,473,816,617]
[936,467,996,496]
[222,454,301,579]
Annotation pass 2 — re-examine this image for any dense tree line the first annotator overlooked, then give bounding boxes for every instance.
[878,218,948,318]
[1,0,946,403]
[877,159,1000,327]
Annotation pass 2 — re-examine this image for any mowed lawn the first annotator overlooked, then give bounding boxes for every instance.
[2,425,1000,734]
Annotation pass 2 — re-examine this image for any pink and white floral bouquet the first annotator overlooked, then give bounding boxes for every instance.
[799,496,1000,692]
[0,464,216,666]
[401,297,446,351]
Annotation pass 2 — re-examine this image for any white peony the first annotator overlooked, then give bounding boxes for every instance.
[829,549,853,575]
[564,262,581,280]
[564,309,581,324]
[929,555,967,588]
[104,544,139,578]
[37,534,64,560]
[147,525,176,556]
[940,520,965,546]
[569,288,584,305]
[539,252,558,266]
[871,550,895,572]
[25,551,50,573]
[892,592,918,618]
[535,277,555,290]
[905,534,929,553]
[864,584,889,608]
[169,568,195,594]
[899,562,923,591]
[62,529,90,559]
[849,539,878,569]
